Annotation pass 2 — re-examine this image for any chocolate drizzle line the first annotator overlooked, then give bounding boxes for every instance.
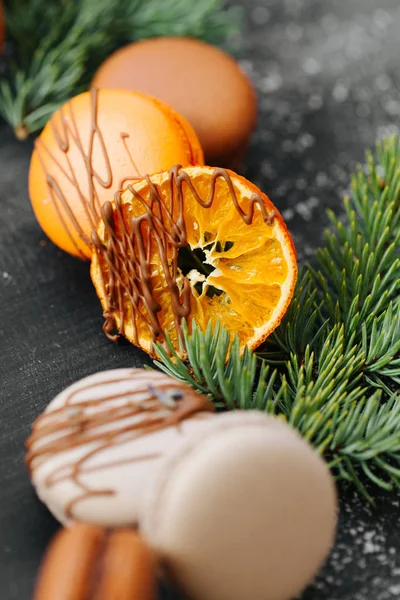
[92,165,276,350]
[118,132,142,190]
[26,371,213,520]
[34,89,142,258]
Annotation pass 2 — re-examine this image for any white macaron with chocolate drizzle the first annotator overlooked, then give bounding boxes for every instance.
[26,367,337,600]
[26,368,215,527]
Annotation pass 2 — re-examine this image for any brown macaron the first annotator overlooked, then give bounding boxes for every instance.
[92,37,257,168]
[33,524,155,600]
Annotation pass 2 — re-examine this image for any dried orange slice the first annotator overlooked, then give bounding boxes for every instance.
[90,166,297,356]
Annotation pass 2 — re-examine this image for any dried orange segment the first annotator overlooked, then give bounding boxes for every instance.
[90,166,297,356]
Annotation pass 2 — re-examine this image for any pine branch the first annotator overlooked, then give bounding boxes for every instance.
[0,0,240,138]
[362,302,400,390]
[153,134,400,499]
[153,320,279,412]
[312,138,400,336]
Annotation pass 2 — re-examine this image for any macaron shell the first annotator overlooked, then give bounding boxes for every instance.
[27,368,215,527]
[92,37,257,166]
[29,89,204,259]
[30,414,215,527]
[164,100,205,166]
[33,525,155,600]
[95,529,156,600]
[143,412,337,600]
[33,524,105,600]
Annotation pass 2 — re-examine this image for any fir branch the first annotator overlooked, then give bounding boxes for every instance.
[362,302,400,389]
[153,134,400,499]
[312,138,400,335]
[154,320,279,412]
[0,0,240,138]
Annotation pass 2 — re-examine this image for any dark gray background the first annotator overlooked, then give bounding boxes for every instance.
[1,0,400,598]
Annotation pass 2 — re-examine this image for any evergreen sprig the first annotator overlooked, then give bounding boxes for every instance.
[0,0,240,138]
[153,135,400,501]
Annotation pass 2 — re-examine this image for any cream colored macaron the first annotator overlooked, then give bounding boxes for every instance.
[143,411,337,600]
[26,368,214,526]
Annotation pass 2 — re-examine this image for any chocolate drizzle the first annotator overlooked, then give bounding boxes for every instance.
[92,165,276,351]
[34,90,143,258]
[118,132,142,190]
[26,370,213,520]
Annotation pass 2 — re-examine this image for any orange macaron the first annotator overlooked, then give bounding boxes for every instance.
[92,37,257,168]
[33,524,155,600]
[29,88,204,259]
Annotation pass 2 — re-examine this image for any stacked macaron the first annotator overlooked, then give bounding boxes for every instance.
[27,368,337,600]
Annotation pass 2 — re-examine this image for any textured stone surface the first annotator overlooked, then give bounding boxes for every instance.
[1,0,400,598]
